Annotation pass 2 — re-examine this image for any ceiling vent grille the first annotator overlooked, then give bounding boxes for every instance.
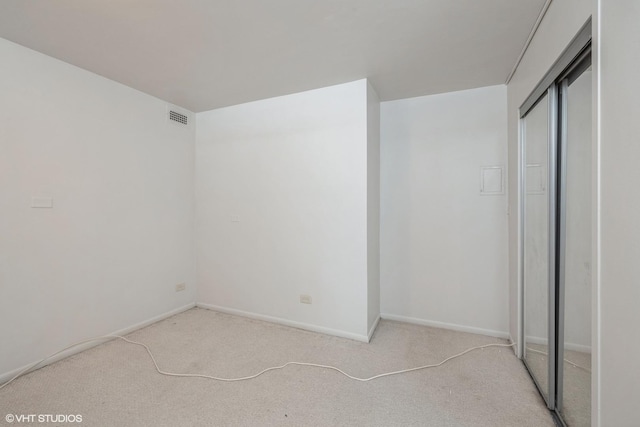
[169,110,188,125]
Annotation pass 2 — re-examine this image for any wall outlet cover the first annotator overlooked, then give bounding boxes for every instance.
[31,196,53,208]
[300,294,312,304]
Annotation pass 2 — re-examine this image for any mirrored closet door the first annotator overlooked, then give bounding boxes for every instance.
[521,21,591,427]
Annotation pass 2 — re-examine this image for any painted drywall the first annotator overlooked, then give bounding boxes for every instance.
[0,1,548,112]
[506,0,592,350]
[380,85,509,337]
[598,0,640,424]
[0,38,196,378]
[367,82,381,335]
[196,80,373,340]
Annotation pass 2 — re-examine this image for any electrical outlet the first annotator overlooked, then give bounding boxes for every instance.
[175,283,186,292]
[300,294,312,304]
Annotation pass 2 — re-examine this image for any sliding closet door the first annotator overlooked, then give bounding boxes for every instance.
[557,65,592,427]
[522,90,555,408]
[520,21,591,425]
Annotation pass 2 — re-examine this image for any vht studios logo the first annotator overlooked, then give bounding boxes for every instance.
[5,414,83,423]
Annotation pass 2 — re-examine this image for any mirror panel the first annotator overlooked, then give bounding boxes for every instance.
[523,92,551,404]
[560,67,592,426]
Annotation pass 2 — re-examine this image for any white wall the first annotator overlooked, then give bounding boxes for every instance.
[506,0,592,349]
[597,0,640,424]
[0,38,196,378]
[366,82,381,335]
[380,85,509,337]
[195,80,374,340]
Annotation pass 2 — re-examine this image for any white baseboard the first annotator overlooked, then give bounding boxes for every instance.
[564,342,592,354]
[524,335,548,346]
[0,302,196,385]
[196,303,369,343]
[380,313,510,340]
[525,335,592,354]
[509,334,521,357]
[367,315,380,343]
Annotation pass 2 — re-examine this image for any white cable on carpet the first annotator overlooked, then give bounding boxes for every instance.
[0,335,515,390]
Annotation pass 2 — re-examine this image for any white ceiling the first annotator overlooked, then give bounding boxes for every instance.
[0,0,545,112]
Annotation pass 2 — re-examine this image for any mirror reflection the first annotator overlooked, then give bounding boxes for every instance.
[523,92,551,403]
[560,66,592,427]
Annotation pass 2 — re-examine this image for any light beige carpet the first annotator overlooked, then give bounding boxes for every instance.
[0,308,554,426]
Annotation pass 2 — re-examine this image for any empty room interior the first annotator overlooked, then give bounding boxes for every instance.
[0,1,638,426]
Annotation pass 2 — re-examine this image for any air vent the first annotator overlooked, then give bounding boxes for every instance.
[169,110,188,125]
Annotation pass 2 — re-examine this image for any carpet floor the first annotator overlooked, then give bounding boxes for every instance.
[0,308,554,426]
